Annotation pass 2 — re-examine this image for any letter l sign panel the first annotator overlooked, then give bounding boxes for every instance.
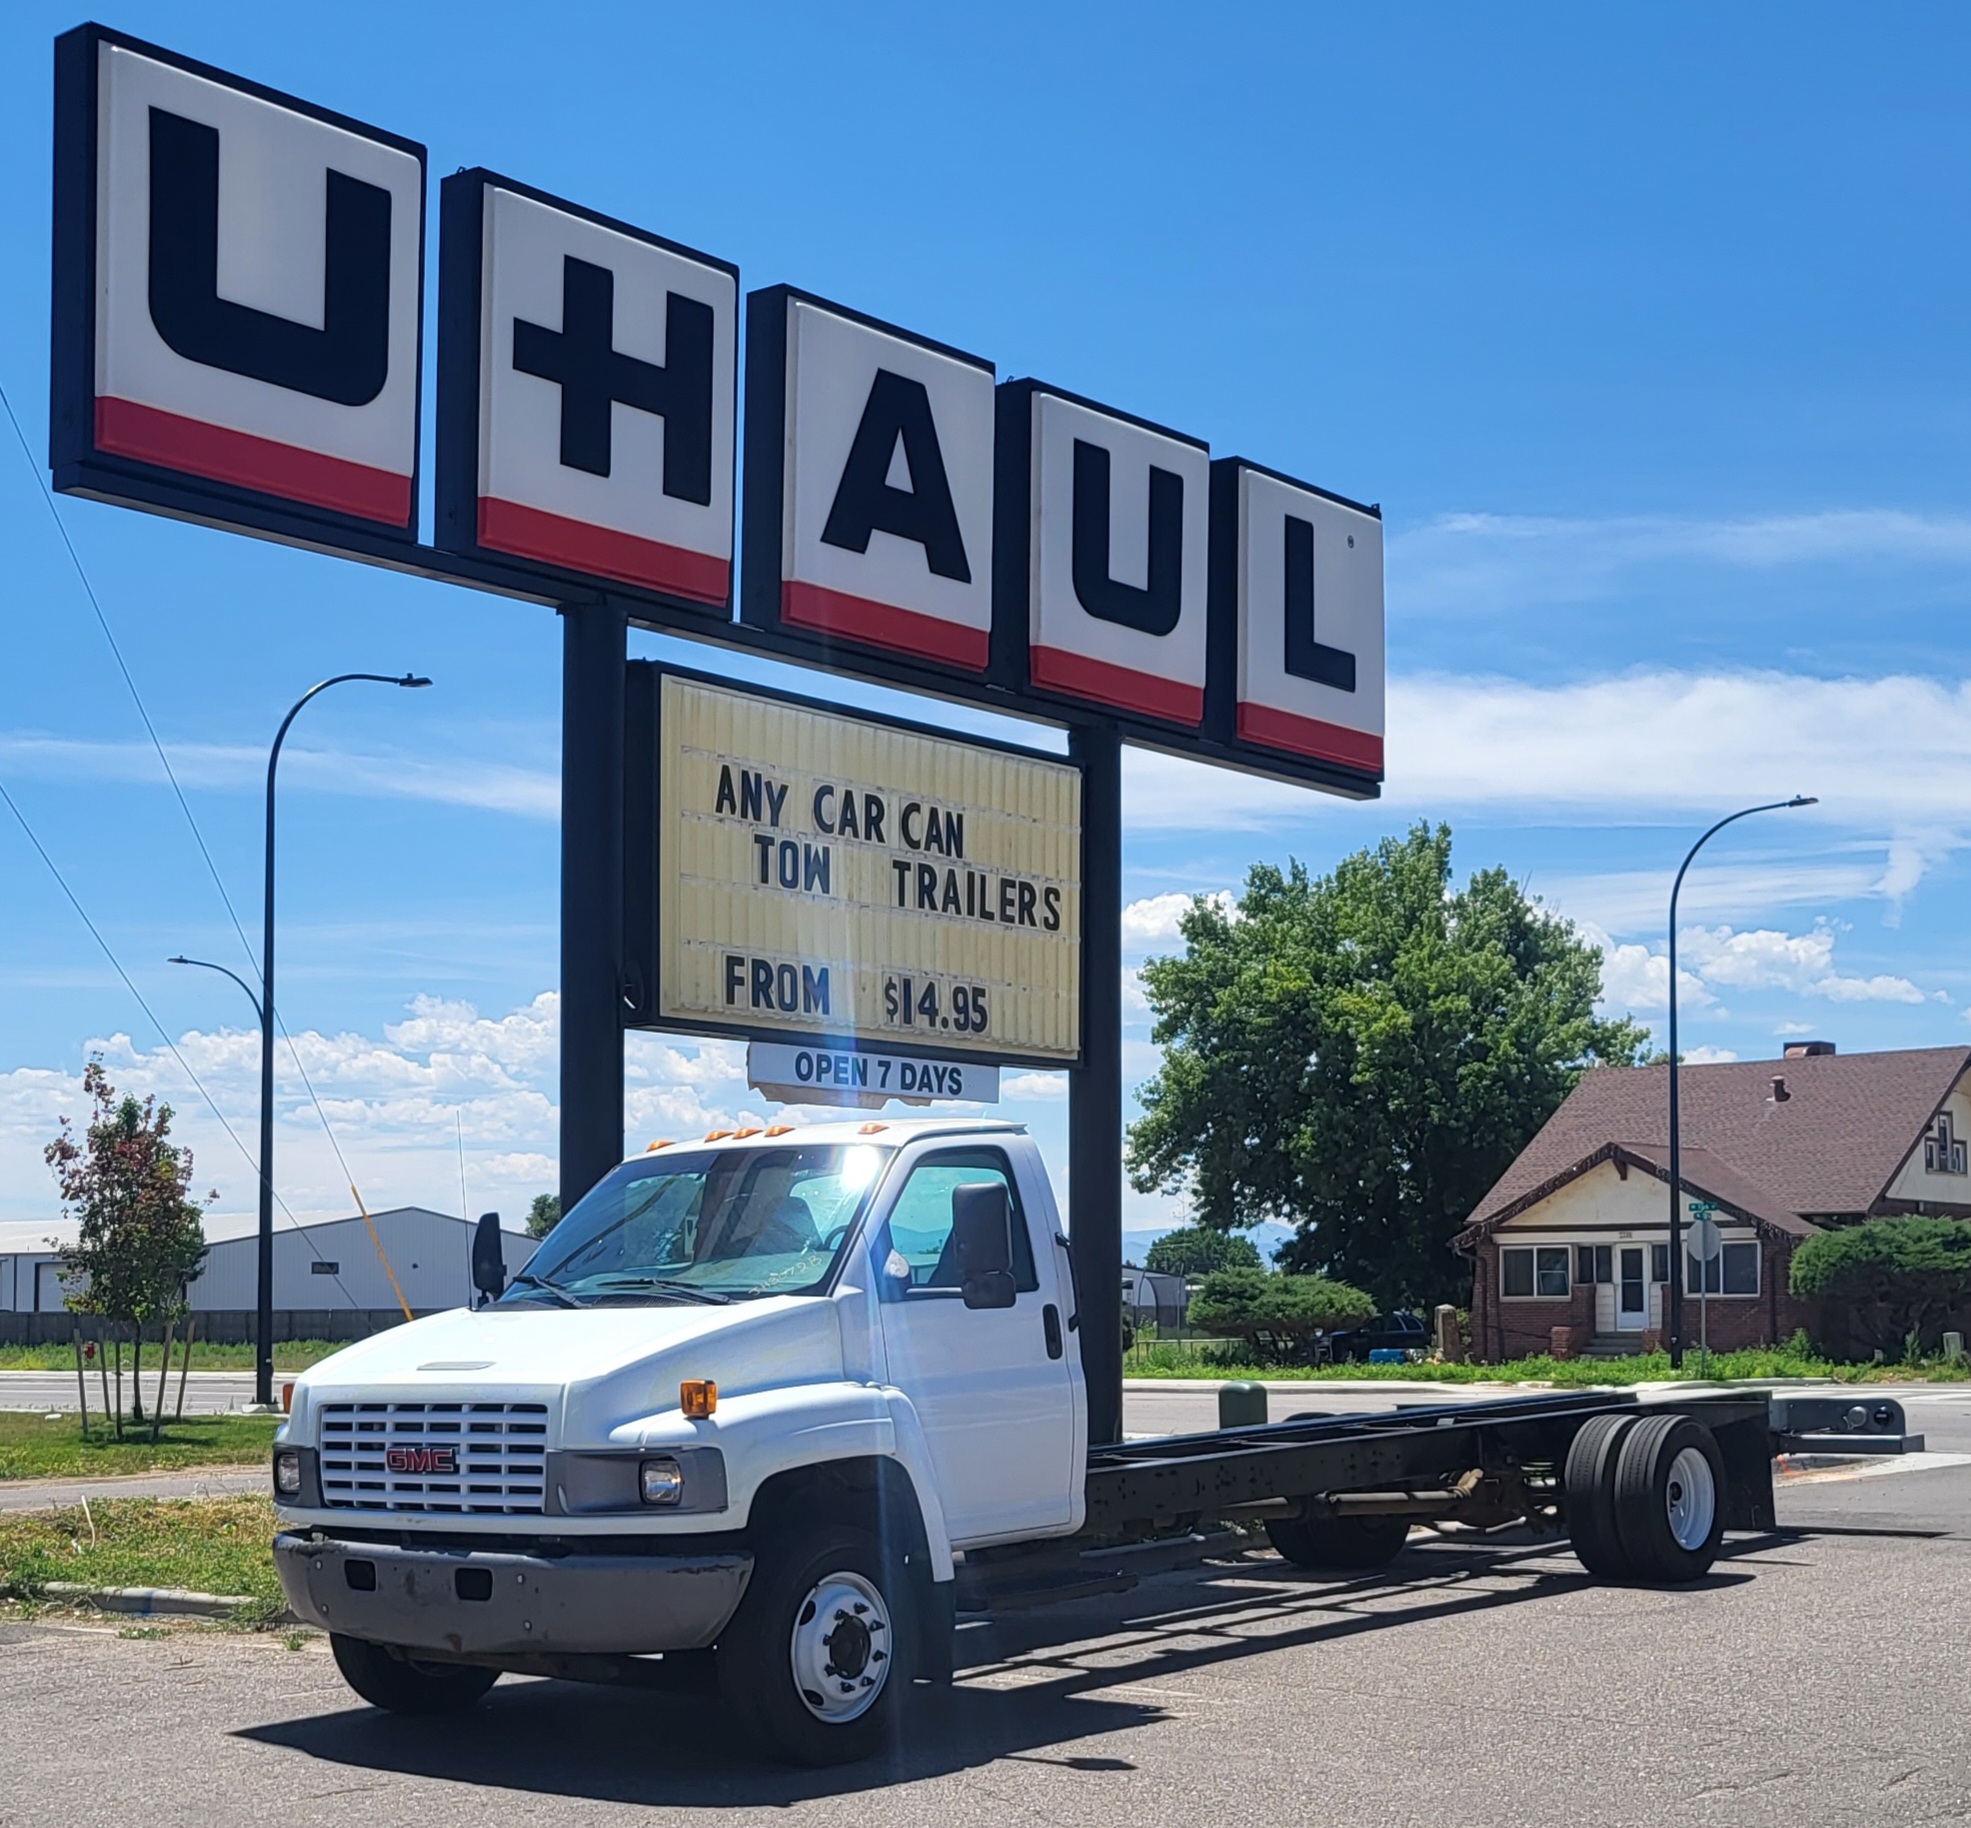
[50,26,425,544]
[436,171,738,613]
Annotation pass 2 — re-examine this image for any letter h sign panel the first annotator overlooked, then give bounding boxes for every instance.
[742,288,997,673]
[436,172,738,613]
[50,25,425,548]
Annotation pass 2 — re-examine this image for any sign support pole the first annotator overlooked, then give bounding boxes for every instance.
[559,601,628,1217]
[1070,721,1124,1447]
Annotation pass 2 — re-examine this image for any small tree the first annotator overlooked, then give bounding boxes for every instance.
[1790,1217,1971,1359]
[526,1193,562,1240]
[46,1061,211,1438]
[1187,1267,1375,1363]
[1144,1226,1262,1277]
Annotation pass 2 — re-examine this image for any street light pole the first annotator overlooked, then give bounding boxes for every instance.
[1666,795,1815,1369]
[254,673,430,1406]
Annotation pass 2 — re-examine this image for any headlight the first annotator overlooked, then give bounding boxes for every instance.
[274,1450,302,1496]
[639,1457,684,1506]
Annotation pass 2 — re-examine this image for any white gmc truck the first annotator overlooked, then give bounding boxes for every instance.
[273,1117,1778,1765]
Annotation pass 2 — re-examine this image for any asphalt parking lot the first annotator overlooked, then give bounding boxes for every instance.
[6,1458,1968,1828]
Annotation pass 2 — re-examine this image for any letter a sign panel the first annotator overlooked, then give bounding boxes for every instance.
[50,26,425,549]
[742,287,996,672]
[436,171,738,613]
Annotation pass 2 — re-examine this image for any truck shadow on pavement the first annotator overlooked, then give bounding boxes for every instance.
[237,1533,1761,1804]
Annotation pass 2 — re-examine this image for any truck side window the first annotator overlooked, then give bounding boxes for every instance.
[873,1150,1039,1300]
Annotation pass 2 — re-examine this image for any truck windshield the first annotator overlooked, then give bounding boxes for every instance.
[508,1142,892,1304]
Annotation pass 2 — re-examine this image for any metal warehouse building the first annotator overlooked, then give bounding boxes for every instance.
[0,1206,537,1344]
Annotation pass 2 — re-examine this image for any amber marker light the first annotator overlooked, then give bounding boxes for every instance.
[765,1124,794,1136]
[858,1121,888,1135]
[645,1139,674,1152]
[680,1379,718,1418]
[281,1381,294,1414]
[703,1128,733,1142]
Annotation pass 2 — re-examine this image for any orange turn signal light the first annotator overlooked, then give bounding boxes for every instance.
[680,1379,717,1419]
[281,1381,294,1415]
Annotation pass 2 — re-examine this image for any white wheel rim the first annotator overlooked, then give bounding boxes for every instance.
[788,1569,892,1723]
[1665,1446,1717,1550]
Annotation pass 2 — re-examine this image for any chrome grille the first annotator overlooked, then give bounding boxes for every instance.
[319,1400,550,1514]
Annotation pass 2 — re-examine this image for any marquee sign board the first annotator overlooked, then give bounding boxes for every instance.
[50,24,425,549]
[1206,458,1384,776]
[742,287,997,671]
[994,380,1211,728]
[624,667,1082,1066]
[436,170,738,613]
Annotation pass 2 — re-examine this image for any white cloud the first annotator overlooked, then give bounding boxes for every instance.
[1392,508,1971,617]
[1122,967,1154,1020]
[1775,1021,1817,1036]
[1002,1072,1067,1102]
[1681,1045,1740,1065]
[1591,919,1933,1017]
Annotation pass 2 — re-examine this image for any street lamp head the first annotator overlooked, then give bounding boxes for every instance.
[167,954,189,965]
[1789,794,1818,807]
[398,674,433,689]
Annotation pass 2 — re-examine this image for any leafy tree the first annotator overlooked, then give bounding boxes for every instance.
[1790,1216,1971,1358]
[46,1060,211,1438]
[1186,1267,1375,1358]
[1144,1226,1262,1277]
[526,1193,562,1240]
[1127,824,1648,1310]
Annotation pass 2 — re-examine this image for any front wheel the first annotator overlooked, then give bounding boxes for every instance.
[329,1635,499,1714]
[716,1524,914,1766]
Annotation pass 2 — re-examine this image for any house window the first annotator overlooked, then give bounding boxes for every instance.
[1576,1245,1613,1285]
[1501,1246,1569,1298]
[310,1260,340,1276]
[1652,1244,1670,1284]
[1924,1113,1967,1175]
[1688,1242,1759,1296]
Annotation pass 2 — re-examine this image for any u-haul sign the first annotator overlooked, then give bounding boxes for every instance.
[643,673,1081,1065]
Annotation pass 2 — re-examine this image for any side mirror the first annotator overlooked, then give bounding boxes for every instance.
[471,1211,507,1304]
[952,1182,1016,1310]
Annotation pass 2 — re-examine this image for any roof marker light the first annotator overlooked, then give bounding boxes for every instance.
[703,1128,733,1142]
[733,1126,763,1139]
[765,1124,794,1136]
[645,1139,674,1152]
[858,1121,889,1135]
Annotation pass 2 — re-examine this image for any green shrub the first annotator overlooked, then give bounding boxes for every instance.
[1790,1216,1971,1358]
[1186,1268,1375,1361]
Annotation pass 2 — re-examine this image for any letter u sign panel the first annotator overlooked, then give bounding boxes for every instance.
[50,26,425,545]
[742,287,996,672]
[436,171,738,613]
[996,381,1211,727]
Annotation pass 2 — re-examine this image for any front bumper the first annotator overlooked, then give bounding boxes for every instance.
[274,1533,753,1657]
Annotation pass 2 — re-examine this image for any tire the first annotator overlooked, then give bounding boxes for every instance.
[716,1523,913,1766]
[1612,1415,1725,1584]
[1265,1511,1410,1570]
[329,1635,499,1714]
[1563,1412,1639,1579]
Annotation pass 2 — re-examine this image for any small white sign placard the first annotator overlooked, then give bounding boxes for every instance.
[748,1041,999,1106]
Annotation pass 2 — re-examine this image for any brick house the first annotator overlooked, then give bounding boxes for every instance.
[1452,1042,1971,1361]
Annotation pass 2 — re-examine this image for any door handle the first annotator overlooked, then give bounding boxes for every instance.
[1042,1303,1064,1360]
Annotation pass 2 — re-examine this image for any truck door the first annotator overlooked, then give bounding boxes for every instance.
[871,1145,1079,1543]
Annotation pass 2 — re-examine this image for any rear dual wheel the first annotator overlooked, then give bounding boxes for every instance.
[1564,1413,1723,1583]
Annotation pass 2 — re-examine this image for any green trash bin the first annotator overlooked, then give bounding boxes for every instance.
[1218,1380,1268,1428]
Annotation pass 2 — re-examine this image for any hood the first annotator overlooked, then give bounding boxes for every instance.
[293,1295,847,1443]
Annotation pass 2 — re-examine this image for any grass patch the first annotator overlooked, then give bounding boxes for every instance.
[0,1339,354,1373]
[0,1495,282,1615]
[1123,1339,1971,1384]
[0,1413,278,1482]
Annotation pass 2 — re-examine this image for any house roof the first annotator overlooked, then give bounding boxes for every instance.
[1457,1045,1971,1243]
[0,1205,531,1258]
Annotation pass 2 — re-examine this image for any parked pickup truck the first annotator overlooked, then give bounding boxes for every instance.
[272,1117,1776,1765]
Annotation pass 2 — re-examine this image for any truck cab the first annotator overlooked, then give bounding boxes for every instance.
[273,1118,1083,1761]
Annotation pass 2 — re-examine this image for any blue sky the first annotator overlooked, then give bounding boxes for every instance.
[3,2,1970,1250]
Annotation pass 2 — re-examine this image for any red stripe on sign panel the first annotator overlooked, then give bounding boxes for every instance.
[1029,645,1204,726]
[94,396,413,526]
[477,498,731,606]
[1236,701,1384,774]
[781,581,990,670]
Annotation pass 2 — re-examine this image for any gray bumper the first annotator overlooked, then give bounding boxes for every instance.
[274,1533,752,1657]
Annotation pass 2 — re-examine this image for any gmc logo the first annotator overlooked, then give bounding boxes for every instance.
[385,1446,457,1476]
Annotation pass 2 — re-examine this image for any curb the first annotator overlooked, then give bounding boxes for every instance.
[39,1581,293,1621]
